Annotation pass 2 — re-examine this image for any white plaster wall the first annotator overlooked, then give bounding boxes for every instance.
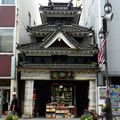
[21,71,50,80]
[17,0,41,44]
[24,81,34,117]
[21,71,97,81]
[75,72,97,80]
[88,80,96,110]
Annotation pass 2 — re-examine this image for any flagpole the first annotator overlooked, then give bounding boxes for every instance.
[98,30,113,120]
[104,34,113,120]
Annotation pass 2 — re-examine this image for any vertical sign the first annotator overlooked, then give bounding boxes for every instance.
[11,56,16,80]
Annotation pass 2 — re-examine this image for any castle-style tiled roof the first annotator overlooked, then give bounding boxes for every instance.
[39,0,82,24]
[27,24,91,34]
[18,44,98,57]
[18,22,98,56]
[18,63,98,72]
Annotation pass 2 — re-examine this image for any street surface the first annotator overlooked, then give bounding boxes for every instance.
[0,117,81,120]
[0,116,120,120]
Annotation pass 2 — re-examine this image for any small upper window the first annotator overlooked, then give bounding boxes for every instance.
[2,0,14,4]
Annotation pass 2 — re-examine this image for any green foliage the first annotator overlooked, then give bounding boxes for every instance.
[5,115,19,120]
[81,114,93,120]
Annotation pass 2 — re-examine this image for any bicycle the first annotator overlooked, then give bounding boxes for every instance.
[81,109,99,120]
[97,104,116,120]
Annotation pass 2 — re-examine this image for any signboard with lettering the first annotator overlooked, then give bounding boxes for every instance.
[110,85,120,116]
[99,87,106,99]
[50,71,74,80]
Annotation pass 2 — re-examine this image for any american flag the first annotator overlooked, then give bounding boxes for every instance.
[98,37,107,64]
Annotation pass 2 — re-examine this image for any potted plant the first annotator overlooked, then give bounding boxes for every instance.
[81,114,93,120]
[5,114,19,120]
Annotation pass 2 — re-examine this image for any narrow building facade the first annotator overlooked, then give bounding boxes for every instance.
[17,1,99,118]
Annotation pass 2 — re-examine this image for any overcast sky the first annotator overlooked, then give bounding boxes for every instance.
[39,0,76,6]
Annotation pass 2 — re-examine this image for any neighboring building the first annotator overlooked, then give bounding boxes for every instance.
[0,0,16,115]
[0,0,40,116]
[80,0,120,115]
[17,0,98,118]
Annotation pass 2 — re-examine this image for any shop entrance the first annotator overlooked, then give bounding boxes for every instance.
[34,80,89,117]
[34,81,51,117]
[75,81,89,117]
[0,87,10,116]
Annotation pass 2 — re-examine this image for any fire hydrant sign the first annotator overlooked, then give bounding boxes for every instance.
[110,85,120,116]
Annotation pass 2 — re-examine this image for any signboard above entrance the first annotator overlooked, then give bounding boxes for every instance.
[50,71,74,80]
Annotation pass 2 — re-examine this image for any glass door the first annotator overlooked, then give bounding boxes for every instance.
[3,89,10,114]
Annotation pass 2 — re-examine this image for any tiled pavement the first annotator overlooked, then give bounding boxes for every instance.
[0,118,81,120]
[0,117,81,120]
[1,116,120,120]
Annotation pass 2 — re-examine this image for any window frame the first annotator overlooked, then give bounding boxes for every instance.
[0,0,15,5]
[0,27,15,54]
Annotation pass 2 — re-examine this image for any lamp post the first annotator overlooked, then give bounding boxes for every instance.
[98,1,113,120]
[98,29,113,120]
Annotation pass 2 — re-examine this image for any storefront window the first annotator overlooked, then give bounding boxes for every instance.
[0,29,14,52]
[1,0,14,4]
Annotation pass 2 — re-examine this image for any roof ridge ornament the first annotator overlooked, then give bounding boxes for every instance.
[48,0,54,9]
[67,0,73,9]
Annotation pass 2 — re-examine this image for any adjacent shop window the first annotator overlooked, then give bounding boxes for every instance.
[0,29,14,52]
[1,0,14,4]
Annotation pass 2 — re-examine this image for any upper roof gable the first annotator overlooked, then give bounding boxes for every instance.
[49,40,70,48]
[42,30,76,49]
[18,27,96,51]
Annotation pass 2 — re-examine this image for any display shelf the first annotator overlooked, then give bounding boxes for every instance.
[46,103,76,118]
[51,83,73,105]
[46,103,56,118]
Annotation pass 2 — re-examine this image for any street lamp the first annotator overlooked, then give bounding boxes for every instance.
[103,0,113,21]
[98,1,113,120]
[104,0,112,14]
